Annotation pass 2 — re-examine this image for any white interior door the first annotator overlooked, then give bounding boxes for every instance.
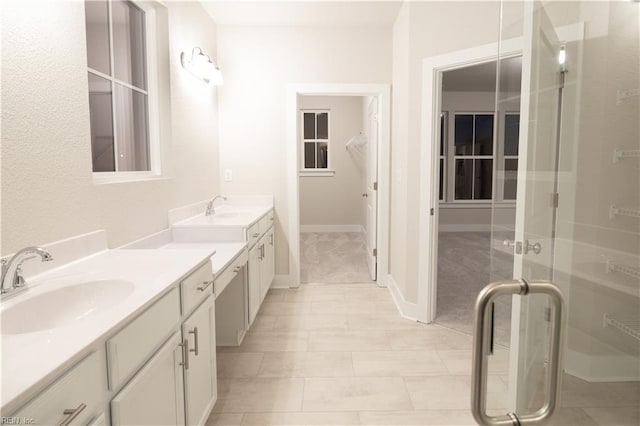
[365,97,379,281]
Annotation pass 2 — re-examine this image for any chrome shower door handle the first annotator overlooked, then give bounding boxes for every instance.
[471,279,565,426]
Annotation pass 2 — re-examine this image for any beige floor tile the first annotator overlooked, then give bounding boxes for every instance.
[387,327,473,351]
[352,351,448,376]
[273,314,349,331]
[258,352,354,377]
[359,410,477,425]
[302,377,413,411]
[343,287,391,302]
[311,300,397,315]
[259,301,312,316]
[583,405,640,426]
[264,289,287,302]
[205,412,244,426]
[404,375,508,410]
[217,352,264,378]
[251,315,277,331]
[348,313,424,330]
[242,412,359,425]
[308,330,392,352]
[216,378,304,413]
[438,348,509,375]
[220,332,308,352]
[283,286,346,302]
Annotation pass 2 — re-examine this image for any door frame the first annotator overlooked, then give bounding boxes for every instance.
[417,39,523,323]
[286,84,391,288]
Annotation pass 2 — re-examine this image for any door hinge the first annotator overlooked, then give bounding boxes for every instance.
[551,193,559,208]
[430,208,435,216]
[373,248,377,257]
[373,182,378,191]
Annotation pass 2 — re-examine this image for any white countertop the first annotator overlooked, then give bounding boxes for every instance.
[172,205,272,228]
[0,248,214,414]
[158,242,247,276]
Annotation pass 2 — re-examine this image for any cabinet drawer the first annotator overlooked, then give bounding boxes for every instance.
[107,288,180,390]
[214,249,248,297]
[13,351,107,425]
[247,222,260,248]
[258,212,273,236]
[181,261,214,315]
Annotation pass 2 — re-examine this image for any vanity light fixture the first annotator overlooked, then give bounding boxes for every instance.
[180,47,223,85]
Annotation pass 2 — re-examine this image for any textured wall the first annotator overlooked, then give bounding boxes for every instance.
[1,0,220,254]
[216,25,392,275]
[299,96,365,228]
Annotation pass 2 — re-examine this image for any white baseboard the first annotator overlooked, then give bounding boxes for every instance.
[300,224,365,233]
[271,274,291,288]
[384,275,418,321]
[439,224,492,232]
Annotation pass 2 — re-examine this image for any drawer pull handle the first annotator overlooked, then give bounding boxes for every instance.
[233,266,241,273]
[189,327,199,356]
[270,217,274,221]
[59,403,87,426]
[270,234,274,245]
[252,232,260,238]
[179,339,189,370]
[197,280,213,292]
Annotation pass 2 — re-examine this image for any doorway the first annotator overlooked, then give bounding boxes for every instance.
[298,95,374,284]
[285,84,391,289]
[435,58,521,347]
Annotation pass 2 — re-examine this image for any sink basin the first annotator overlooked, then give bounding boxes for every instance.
[1,280,134,334]
[213,211,238,218]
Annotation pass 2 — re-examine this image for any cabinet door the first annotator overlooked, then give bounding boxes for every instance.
[248,244,261,325]
[262,228,275,300]
[183,296,217,425]
[111,333,185,426]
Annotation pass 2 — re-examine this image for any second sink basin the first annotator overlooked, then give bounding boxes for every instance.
[1,279,135,335]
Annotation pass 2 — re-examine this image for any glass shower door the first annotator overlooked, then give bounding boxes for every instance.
[475,0,640,425]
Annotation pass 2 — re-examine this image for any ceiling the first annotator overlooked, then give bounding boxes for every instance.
[443,56,522,93]
[200,1,403,27]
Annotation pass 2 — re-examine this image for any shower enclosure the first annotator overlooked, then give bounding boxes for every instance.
[475,0,640,424]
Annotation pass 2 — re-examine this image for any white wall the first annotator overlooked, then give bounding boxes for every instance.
[1,1,221,254]
[299,96,365,229]
[390,1,501,303]
[216,25,392,276]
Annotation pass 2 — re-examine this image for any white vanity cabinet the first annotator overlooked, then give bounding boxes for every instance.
[11,350,108,426]
[182,296,217,425]
[110,332,186,426]
[247,217,275,325]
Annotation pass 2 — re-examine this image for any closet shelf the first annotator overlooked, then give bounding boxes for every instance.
[603,314,640,342]
[613,149,640,163]
[609,206,640,219]
[606,260,640,281]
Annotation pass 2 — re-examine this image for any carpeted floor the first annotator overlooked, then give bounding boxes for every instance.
[300,232,373,284]
[436,232,514,347]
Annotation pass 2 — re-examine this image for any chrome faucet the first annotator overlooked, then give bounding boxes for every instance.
[1,247,53,298]
[205,195,227,216]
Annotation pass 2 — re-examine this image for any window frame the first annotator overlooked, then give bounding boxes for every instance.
[87,0,163,184]
[451,111,496,203]
[497,111,520,202]
[439,111,448,201]
[299,109,334,176]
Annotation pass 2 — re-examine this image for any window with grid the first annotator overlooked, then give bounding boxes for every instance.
[85,0,152,173]
[503,114,520,200]
[453,113,494,201]
[301,111,330,170]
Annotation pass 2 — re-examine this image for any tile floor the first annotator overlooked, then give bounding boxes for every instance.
[207,283,639,425]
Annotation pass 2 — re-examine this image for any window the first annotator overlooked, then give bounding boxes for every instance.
[85,0,152,174]
[439,112,447,201]
[453,113,494,201]
[503,114,520,200]
[301,111,330,170]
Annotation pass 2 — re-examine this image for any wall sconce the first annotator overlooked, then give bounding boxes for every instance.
[180,47,223,85]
